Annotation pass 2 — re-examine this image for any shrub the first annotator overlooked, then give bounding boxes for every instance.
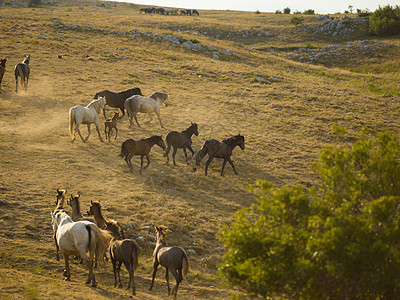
[255,10,260,14]
[357,8,371,17]
[283,7,291,14]
[275,10,282,14]
[289,16,304,27]
[28,0,40,7]
[369,5,400,36]
[303,9,315,15]
[219,130,400,299]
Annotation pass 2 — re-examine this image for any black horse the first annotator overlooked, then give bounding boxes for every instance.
[14,55,30,93]
[0,58,6,93]
[164,123,199,165]
[193,134,245,176]
[94,88,142,119]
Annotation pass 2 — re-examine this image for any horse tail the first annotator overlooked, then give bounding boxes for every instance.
[87,223,112,265]
[119,140,127,157]
[94,92,99,99]
[69,107,75,138]
[182,250,189,278]
[163,134,171,157]
[131,240,141,271]
[192,142,208,171]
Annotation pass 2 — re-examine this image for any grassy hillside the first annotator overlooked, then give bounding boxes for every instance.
[0,1,399,299]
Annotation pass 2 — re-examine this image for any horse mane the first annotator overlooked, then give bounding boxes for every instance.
[143,135,161,142]
[222,134,243,144]
[22,55,30,64]
[150,92,168,101]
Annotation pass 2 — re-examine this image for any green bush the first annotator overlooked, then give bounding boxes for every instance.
[289,16,304,27]
[369,5,400,36]
[275,10,282,14]
[303,9,315,15]
[28,0,40,7]
[357,8,371,17]
[219,130,400,299]
[283,7,291,14]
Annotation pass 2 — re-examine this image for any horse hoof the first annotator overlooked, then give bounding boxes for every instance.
[64,277,71,281]
[63,270,68,277]
[91,282,97,288]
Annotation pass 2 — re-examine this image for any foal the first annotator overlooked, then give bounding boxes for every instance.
[149,225,189,300]
[87,200,125,240]
[67,194,97,224]
[164,123,199,165]
[119,136,166,174]
[104,111,119,142]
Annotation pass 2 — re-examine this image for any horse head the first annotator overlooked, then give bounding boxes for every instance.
[156,135,166,150]
[190,122,199,136]
[237,134,245,150]
[154,225,168,244]
[0,58,6,68]
[67,194,80,207]
[23,55,30,64]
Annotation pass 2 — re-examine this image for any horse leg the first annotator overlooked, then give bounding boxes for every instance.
[117,261,123,288]
[133,113,141,127]
[183,147,189,164]
[63,254,71,281]
[165,267,171,295]
[111,254,119,287]
[140,155,144,174]
[104,127,108,141]
[164,144,171,163]
[76,125,86,143]
[145,113,153,124]
[221,159,228,176]
[54,234,60,261]
[120,107,125,119]
[114,127,118,140]
[84,124,91,142]
[149,261,159,291]
[124,262,133,292]
[156,112,165,128]
[170,268,182,299]
[172,147,178,166]
[144,154,150,169]
[187,144,195,159]
[205,156,214,176]
[228,157,238,175]
[95,123,104,143]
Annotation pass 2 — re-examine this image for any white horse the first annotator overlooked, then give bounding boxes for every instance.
[124,92,168,128]
[69,97,106,143]
[51,210,111,287]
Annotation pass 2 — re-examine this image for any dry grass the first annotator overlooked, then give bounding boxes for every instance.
[0,1,399,299]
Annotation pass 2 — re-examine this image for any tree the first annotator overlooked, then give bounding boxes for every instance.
[348,5,354,13]
[369,5,400,36]
[283,7,291,14]
[218,130,400,299]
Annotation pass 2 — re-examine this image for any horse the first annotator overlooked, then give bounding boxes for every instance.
[0,58,6,93]
[93,88,142,119]
[68,97,106,143]
[110,238,141,295]
[54,189,67,261]
[164,123,199,165]
[193,134,245,176]
[67,194,97,224]
[14,55,30,93]
[104,111,119,142]
[119,136,166,174]
[87,200,125,240]
[149,225,189,300]
[124,92,169,128]
[51,210,112,287]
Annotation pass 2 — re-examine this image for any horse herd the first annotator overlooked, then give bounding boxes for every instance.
[0,55,30,94]
[69,87,246,176]
[52,189,188,298]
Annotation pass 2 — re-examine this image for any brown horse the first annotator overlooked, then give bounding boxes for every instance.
[87,200,125,240]
[104,111,119,142]
[14,55,30,93]
[119,135,166,174]
[164,123,199,165]
[149,225,189,300]
[67,194,97,224]
[94,88,142,119]
[54,188,67,261]
[0,58,6,93]
[193,134,245,176]
[110,238,141,295]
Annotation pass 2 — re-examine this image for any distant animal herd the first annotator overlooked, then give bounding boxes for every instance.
[3,54,246,298]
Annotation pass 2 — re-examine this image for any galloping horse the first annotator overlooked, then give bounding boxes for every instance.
[94,88,142,119]
[149,225,189,300]
[0,58,6,93]
[164,123,199,165]
[14,55,30,93]
[124,92,169,128]
[119,135,166,174]
[68,97,106,143]
[193,134,245,176]
[51,210,111,287]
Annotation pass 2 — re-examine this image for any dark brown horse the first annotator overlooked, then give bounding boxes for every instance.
[119,135,166,173]
[0,58,6,93]
[149,225,189,300]
[110,238,141,295]
[104,111,119,142]
[193,134,245,176]
[164,123,198,165]
[14,55,30,93]
[94,88,142,119]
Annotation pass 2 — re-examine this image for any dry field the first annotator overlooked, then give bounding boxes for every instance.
[0,1,399,299]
